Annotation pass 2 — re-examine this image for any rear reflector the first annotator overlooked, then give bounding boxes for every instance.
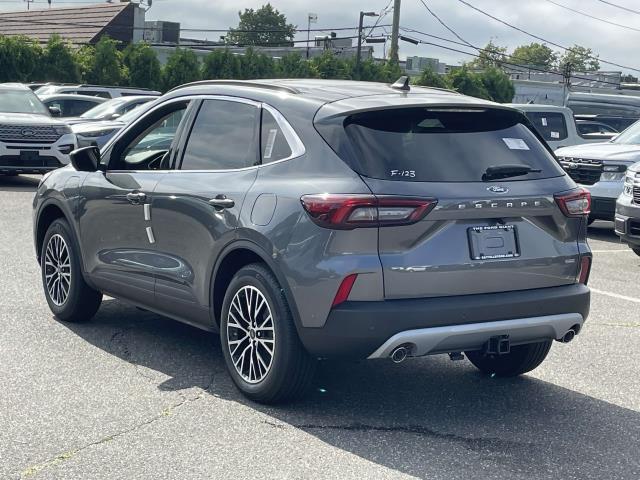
[578,255,592,285]
[555,188,591,217]
[300,194,437,229]
[332,273,358,307]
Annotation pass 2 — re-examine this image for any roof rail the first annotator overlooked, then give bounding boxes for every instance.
[78,84,156,91]
[168,80,300,95]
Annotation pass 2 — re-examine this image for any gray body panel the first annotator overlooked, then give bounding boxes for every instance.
[32,79,591,358]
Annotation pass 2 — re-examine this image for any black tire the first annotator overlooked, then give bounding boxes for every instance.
[465,340,552,377]
[220,263,316,404]
[41,218,102,322]
[633,247,640,257]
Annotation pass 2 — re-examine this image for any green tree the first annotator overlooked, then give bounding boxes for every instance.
[447,65,490,99]
[237,47,276,79]
[0,35,42,82]
[226,3,295,47]
[85,36,125,85]
[311,50,351,79]
[510,42,557,69]
[74,45,95,82]
[123,42,162,90]
[558,45,600,72]
[162,48,201,90]
[415,66,452,89]
[202,48,241,79]
[276,52,312,78]
[470,40,508,69]
[479,66,514,102]
[42,35,80,83]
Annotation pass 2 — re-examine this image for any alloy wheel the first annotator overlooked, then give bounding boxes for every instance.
[44,234,71,306]
[226,285,275,384]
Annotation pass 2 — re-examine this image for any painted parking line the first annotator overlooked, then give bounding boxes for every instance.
[591,249,633,253]
[591,287,640,304]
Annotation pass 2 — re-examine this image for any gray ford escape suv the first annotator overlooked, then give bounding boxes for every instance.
[33,79,592,403]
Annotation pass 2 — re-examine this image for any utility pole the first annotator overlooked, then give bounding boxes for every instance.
[356,11,378,76]
[389,0,401,63]
[307,13,317,59]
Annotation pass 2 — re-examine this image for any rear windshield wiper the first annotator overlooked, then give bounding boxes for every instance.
[482,164,542,181]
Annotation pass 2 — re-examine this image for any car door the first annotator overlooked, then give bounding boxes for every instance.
[151,97,261,326]
[78,98,193,306]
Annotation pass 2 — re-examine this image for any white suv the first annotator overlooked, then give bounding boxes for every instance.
[35,84,161,99]
[0,83,76,175]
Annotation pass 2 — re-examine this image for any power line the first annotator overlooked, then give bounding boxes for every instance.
[364,0,393,39]
[456,0,640,73]
[543,0,640,32]
[596,0,640,15]
[417,0,473,47]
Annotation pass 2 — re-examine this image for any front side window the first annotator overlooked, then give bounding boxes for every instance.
[112,105,187,171]
[181,100,259,171]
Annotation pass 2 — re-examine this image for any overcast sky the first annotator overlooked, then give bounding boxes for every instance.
[5,0,640,74]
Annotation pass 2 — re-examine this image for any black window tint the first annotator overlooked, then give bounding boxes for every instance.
[524,112,568,141]
[181,100,259,170]
[261,110,292,163]
[316,108,565,182]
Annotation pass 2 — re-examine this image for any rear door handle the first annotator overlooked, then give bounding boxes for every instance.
[126,192,147,204]
[209,195,235,210]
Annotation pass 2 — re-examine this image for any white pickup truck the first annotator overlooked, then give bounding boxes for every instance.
[508,104,615,150]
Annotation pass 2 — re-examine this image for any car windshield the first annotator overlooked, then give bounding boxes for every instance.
[0,89,49,115]
[34,86,59,96]
[80,98,128,119]
[116,105,147,124]
[611,120,640,144]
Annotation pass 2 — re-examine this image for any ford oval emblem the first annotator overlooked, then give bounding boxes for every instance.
[21,128,35,137]
[487,185,509,194]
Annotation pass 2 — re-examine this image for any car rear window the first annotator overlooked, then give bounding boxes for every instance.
[316,107,565,182]
[524,111,568,141]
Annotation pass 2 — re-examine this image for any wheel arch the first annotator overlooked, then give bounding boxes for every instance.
[35,199,83,269]
[210,240,302,331]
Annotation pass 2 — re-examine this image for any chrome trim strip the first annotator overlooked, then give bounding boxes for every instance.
[143,203,151,221]
[146,226,155,244]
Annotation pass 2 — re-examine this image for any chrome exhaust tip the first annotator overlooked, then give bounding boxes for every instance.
[390,346,408,363]
[557,329,576,343]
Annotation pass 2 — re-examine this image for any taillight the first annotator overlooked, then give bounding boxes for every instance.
[332,273,358,307]
[555,188,591,217]
[577,255,592,285]
[300,194,437,229]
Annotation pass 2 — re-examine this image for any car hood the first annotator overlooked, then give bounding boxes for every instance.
[72,120,124,134]
[555,142,640,163]
[0,112,67,126]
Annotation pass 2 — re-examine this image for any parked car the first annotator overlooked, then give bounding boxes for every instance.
[72,101,157,148]
[33,79,591,404]
[556,119,640,222]
[66,95,159,125]
[0,83,75,175]
[508,104,606,149]
[35,84,161,99]
[614,162,640,256]
[574,114,638,133]
[40,94,106,118]
[575,120,618,139]
[567,91,640,120]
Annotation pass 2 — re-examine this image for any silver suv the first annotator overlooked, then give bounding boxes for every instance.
[33,79,592,403]
[0,84,76,175]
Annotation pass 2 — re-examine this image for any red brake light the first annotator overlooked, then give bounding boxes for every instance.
[332,273,358,307]
[300,194,437,229]
[578,255,592,285]
[555,188,591,217]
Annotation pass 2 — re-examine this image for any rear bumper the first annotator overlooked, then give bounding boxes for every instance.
[298,284,590,359]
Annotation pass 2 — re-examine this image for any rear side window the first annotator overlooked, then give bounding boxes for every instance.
[181,100,259,171]
[524,112,568,141]
[316,107,564,182]
[261,110,292,163]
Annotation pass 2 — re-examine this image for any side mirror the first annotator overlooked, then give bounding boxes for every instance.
[70,146,101,172]
[110,113,121,120]
[48,106,62,117]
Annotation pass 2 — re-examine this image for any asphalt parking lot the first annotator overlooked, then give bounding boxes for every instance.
[1,175,638,480]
